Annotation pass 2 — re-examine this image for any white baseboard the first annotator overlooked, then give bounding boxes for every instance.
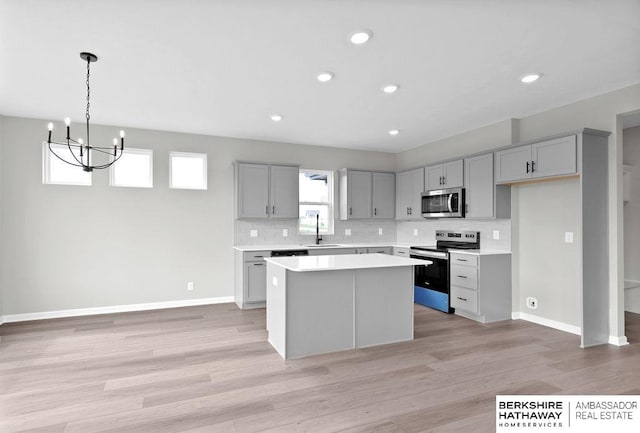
[608,335,629,346]
[511,311,581,336]
[1,296,234,324]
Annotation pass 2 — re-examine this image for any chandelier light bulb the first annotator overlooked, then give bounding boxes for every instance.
[113,138,118,146]
[64,117,71,126]
[78,138,84,145]
[47,122,54,131]
[120,130,125,138]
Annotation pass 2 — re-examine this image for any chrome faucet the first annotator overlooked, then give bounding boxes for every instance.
[315,214,323,245]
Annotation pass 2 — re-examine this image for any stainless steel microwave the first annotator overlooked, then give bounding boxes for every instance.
[421,187,465,218]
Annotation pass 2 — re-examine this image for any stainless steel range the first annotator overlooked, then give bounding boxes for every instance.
[410,230,480,313]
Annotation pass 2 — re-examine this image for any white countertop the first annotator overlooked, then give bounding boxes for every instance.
[264,253,428,272]
[234,243,411,252]
[447,249,512,256]
[234,243,510,255]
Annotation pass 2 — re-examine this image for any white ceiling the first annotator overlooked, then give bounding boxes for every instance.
[1,0,639,153]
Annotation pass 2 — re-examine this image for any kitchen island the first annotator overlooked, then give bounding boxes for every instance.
[264,253,427,359]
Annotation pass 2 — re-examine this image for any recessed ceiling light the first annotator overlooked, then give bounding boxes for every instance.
[316,72,335,82]
[382,84,399,94]
[520,73,543,84]
[389,129,400,136]
[349,30,373,45]
[271,115,283,122]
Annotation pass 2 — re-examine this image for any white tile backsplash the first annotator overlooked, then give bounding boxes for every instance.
[235,218,511,250]
[396,219,511,250]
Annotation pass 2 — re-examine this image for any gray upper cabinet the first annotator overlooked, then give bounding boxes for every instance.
[464,154,494,219]
[532,135,577,178]
[236,163,270,218]
[269,165,299,219]
[396,168,424,220]
[339,169,395,220]
[340,170,372,219]
[372,172,395,219]
[495,135,577,184]
[235,162,299,219]
[425,159,463,190]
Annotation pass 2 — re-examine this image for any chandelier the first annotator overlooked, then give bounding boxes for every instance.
[46,52,125,172]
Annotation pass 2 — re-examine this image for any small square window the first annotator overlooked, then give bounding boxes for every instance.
[42,142,92,186]
[110,148,153,188]
[170,152,207,190]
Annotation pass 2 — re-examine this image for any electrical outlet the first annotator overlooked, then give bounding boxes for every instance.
[526,297,538,309]
[564,232,574,243]
[187,282,194,291]
[345,228,351,236]
[413,229,419,237]
[250,229,258,238]
[493,230,500,240]
[378,228,383,236]
[282,229,288,237]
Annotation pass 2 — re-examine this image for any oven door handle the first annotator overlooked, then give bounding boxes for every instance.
[410,250,448,259]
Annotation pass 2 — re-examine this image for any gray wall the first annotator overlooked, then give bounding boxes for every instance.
[624,126,640,313]
[0,115,4,320]
[0,116,395,315]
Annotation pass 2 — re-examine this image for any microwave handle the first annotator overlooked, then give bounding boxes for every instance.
[447,193,453,212]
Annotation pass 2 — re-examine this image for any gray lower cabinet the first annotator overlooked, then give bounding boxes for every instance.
[464,153,510,219]
[449,252,511,323]
[393,246,410,257]
[495,135,577,184]
[235,162,299,219]
[396,168,424,220]
[235,250,270,309]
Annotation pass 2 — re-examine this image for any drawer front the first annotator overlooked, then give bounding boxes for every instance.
[368,247,391,255]
[451,286,478,314]
[450,265,478,290]
[243,250,270,261]
[393,247,410,257]
[450,253,478,267]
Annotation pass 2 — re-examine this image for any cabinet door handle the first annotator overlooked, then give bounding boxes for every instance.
[442,176,446,185]
[456,296,468,301]
[457,275,467,279]
[350,207,352,215]
[266,205,269,215]
[531,161,536,173]
[253,255,264,258]
[374,208,377,216]
[456,258,468,262]
[526,161,530,173]
[272,205,275,215]
[253,263,265,266]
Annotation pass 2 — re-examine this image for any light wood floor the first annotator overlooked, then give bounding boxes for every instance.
[1,305,639,433]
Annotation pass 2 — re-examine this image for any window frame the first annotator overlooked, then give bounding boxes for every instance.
[298,168,335,235]
[169,151,208,190]
[42,142,92,186]
[109,147,154,188]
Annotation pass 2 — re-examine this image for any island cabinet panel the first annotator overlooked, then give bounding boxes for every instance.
[284,270,355,359]
[354,268,413,347]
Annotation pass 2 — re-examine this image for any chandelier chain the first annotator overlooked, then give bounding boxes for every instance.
[86,58,91,123]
